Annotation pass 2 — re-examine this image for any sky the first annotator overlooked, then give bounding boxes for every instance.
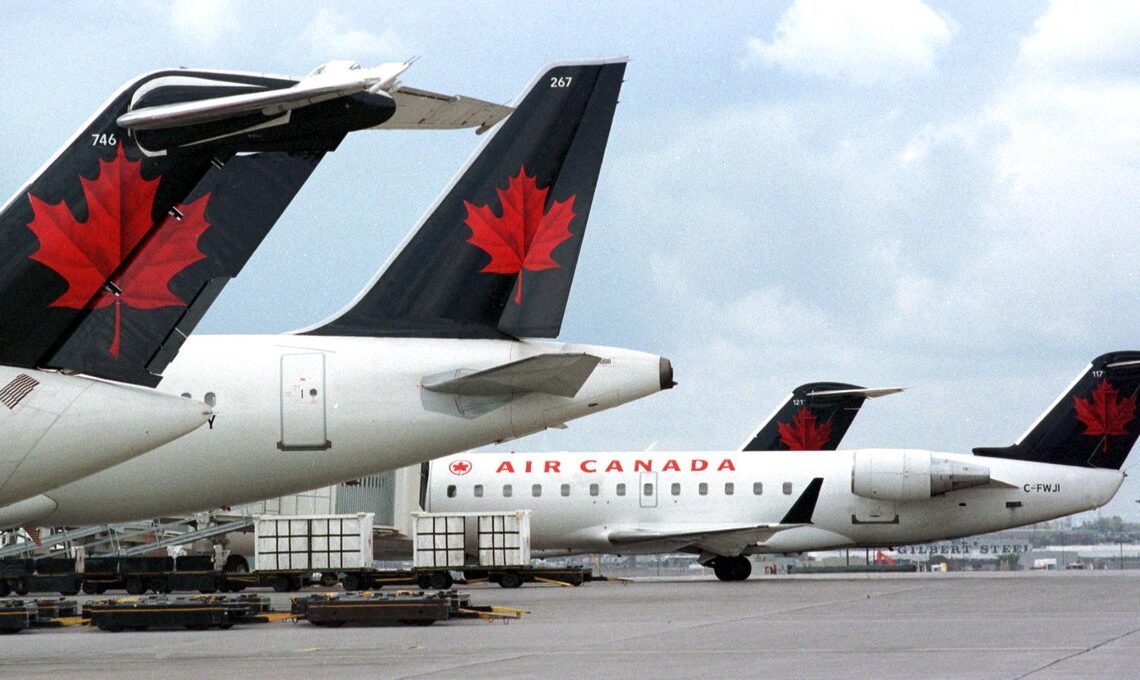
[2,1,1140,521]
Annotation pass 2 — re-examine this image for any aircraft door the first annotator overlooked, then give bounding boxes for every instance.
[277,352,331,451]
[639,472,658,509]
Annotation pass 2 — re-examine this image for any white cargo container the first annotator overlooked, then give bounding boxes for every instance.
[254,513,374,571]
[411,511,531,568]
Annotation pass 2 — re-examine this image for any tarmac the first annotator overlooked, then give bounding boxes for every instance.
[2,570,1138,679]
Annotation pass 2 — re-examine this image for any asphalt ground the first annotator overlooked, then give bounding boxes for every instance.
[1,571,1138,679]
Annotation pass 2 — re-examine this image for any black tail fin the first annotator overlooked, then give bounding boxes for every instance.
[741,383,902,451]
[303,59,628,339]
[974,352,1140,469]
[0,67,394,386]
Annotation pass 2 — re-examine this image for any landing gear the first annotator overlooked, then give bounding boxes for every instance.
[711,556,752,582]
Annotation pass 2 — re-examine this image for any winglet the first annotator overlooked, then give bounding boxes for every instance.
[779,477,824,524]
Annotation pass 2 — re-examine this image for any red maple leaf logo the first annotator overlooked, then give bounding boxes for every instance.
[449,459,472,476]
[1074,379,1137,457]
[463,166,576,304]
[27,145,210,358]
[777,406,832,450]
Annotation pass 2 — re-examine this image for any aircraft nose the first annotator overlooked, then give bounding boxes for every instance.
[660,357,677,390]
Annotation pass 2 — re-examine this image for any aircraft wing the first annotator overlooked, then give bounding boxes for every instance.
[380,87,514,132]
[608,524,796,555]
[422,353,601,398]
[607,478,825,556]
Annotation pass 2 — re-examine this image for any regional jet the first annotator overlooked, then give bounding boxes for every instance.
[0,59,673,527]
[0,60,508,506]
[426,353,1139,581]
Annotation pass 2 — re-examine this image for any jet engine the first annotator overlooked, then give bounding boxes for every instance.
[851,450,990,501]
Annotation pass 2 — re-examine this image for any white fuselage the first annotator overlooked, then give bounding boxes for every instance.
[426,450,1124,555]
[0,335,666,526]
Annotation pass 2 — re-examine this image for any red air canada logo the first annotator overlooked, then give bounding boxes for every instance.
[778,406,832,451]
[463,166,576,304]
[26,145,211,358]
[1074,379,1136,456]
[448,459,473,476]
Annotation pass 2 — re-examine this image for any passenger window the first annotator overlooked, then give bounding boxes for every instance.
[783,482,793,495]
[725,482,734,496]
[561,483,570,497]
[589,483,599,497]
[474,484,483,498]
[643,483,654,497]
[180,392,191,399]
[698,482,708,496]
[503,484,513,498]
[204,392,217,407]
[616,483,626,497]
[446,485,456,498]
[532,484,542,497]
[753,482,763,495]
[671,482,681,496]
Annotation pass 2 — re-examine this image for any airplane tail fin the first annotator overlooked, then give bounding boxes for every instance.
[740,383,903,451]
[0,66,395,385]
[303,59,628,339]
[974,352,1140,469]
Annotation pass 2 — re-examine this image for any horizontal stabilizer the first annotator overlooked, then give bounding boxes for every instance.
[807,386,904,399]
[422,353,601,398]
[381,87,514,132]
[117,63,408,130]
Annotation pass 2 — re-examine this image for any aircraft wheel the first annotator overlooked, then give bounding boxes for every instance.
[711,559,733,582]
[732,556,752,581]
[13,578,29,595]
[0,580,11,597]
[82,581,100,595]
[271,576,291,593]
[125,577,145,595]
[342,574,362,592]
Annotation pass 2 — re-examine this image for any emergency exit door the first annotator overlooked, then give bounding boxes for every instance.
[278,352,331,451]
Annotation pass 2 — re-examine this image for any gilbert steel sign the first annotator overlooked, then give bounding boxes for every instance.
[895,542,1032,557]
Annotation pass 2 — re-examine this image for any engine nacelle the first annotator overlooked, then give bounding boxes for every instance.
[851,450,990,502]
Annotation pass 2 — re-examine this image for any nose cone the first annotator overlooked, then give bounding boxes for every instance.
[660,357,676,390]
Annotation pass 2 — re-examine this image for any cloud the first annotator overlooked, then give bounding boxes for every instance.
[1017,0,1140,79]
[745,0,954,84]
[169,0,238,44]
[303,8,409,60]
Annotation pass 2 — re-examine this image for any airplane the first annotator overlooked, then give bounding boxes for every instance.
[414,381,898,508]
[0,58,673,528]
[0,61,511,507]
[424,352,1140,581]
